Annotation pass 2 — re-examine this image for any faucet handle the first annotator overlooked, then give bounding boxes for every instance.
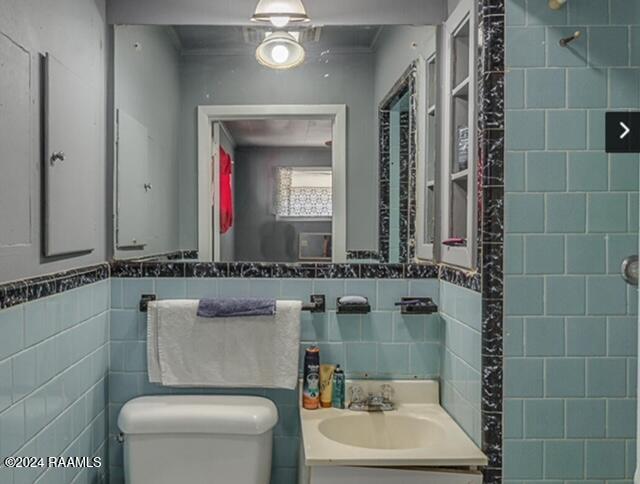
[349,384,365,403]
[380,384,394,401]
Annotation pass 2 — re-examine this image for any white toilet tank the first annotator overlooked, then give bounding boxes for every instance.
[118,395,278,484]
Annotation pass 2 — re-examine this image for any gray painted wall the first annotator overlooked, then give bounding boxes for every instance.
[106,0,446,26]
[218,125,235,261]
[114,25,181,258]
[0,0,108,283]
[177,51,377,251]
[234,147,332,262]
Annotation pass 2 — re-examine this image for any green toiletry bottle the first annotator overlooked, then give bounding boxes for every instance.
[331,365,345,409]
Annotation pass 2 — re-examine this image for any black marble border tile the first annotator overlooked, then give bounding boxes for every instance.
[346,250,380,261]
[438,265,482,292]
[0,263,110,310]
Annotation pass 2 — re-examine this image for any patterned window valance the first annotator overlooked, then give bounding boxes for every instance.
[274,167,332,218]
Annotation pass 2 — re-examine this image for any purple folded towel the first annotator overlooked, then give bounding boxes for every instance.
[197,298,276,318]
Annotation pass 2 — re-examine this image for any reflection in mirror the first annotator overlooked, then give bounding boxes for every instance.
[113,24,439,264]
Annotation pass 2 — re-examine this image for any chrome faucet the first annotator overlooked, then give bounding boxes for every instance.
[348,384,395,412]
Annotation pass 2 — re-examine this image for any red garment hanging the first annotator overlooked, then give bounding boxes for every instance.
[218,147,234,234]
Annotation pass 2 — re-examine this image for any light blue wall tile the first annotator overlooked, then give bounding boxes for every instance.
[218,279,250,298]
[524,235,564,274]
[313,280,346,310]
[12,348,37,402]
[506,276,544,315]
[568,152,608,191]
[628,440,637,479]
[393,314,424,342]
[504,440,543,479]
[526,152,566,192]
[527,0,566,25]
[588,110,606,150]
[546,193,586,233]
[0,402,25,459]
[566,317,606,356]
[36,338,57,386]
[588,193,628,233]
[524,318,565,356]
[567,68,607,108]
[547,110,587,150]
[506,69,525,109]
[610,0,640,27]
[506,152,526,192]
[506,27,546,67]
[281,279,314,302]
[248,279,281,298]
[586,276,627,315]
[122,279,154,309]
[505,358,544,397]
[548,27,588,67]
[505,399,523,438]
[185,279,219,299]
[526,69,566,108]
[24,389,46,439]
[408,279,439,301]
[546,276,586,316]
[506,194,545,233]
[589,27,629,66]
[566,235,606,274]
[376,280,408,310]
[546,358,585,397]
[410,343,440,376]
[377,343,410,375]
[505,317,524,356]
[345,342,377,374]
[0,307,24,360]
[300,313,328,342]
[566,399,606,438]
[632,26,640,66]
[0,360,12,413]
[608,317,637,356]
[110,310,139,341]
[524,399,564,438]
[629,193,639,232]
[155,279,186,300]
[610,154,640,191]
[506,235,524,274]
[361,312,392,342]
[585,441,626,479]
[610,69,640,108]
[586,358,627,397]
[316,342,345,368]
[568,0,609,24]
[507,0,526,26]
[24,300,52,348]
[607,399,636,438]
[506,111,546,150]
[545,441,585,479]
[329,313,361,341]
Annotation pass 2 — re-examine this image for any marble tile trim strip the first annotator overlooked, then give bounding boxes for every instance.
[110,261,443,280]
[478,0,505,481]
[0,262,110,310]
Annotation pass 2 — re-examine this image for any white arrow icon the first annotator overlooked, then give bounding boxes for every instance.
[620,122,631,139]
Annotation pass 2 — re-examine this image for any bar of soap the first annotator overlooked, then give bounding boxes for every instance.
[338,295,368,305]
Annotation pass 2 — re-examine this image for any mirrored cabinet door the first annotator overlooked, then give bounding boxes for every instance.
[415,40,439,261]
[440,0,476,269]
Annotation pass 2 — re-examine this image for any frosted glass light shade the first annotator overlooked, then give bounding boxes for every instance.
[256,31,305,69]
[251,0,310,24]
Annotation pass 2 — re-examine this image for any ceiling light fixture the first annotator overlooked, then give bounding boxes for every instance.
[251,0,310,28]
[256,31,306,69]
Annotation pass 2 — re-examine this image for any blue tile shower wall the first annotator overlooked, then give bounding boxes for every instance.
[108,277,440,484]
[440,281,482,445]
[505,0,639,482]
[0,280,110,484]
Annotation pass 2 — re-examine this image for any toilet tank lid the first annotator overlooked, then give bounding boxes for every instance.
[118,395,278,435]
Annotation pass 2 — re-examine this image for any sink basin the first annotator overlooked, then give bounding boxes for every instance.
[318,414,445,450]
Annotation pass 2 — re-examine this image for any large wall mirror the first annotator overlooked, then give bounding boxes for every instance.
[112,11,477,267]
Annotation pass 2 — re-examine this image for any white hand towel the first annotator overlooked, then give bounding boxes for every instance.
[147,300,302,389]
